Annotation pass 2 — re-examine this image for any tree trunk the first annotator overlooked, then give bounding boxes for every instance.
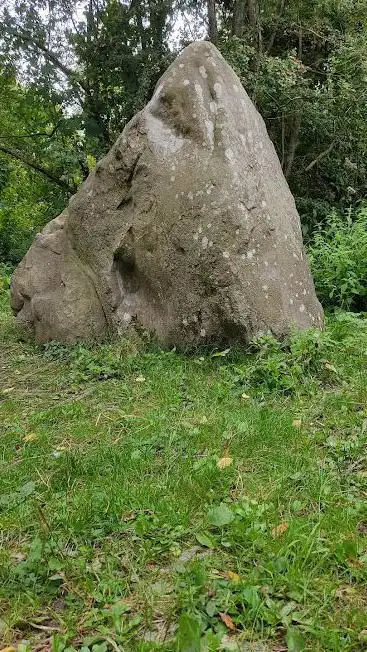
[149,0,168,54]
[232,0,246,38]
[232,1,262,56]
[285,115,301,179]
[207,0,218,44]
[247,0,262,54]
[298,25,303,58]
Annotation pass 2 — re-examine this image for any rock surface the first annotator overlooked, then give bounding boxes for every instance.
[11,40,323,345]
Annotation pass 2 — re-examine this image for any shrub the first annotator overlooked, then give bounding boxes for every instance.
[308,207,367,310]
[0,262,12,306]
[233,327,338,396]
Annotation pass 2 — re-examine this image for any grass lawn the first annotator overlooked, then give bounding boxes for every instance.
[0,294,366,651]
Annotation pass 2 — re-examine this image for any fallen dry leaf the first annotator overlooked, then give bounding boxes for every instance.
[335,585,356,600]
[217,456,233,470]
[135,375,146,383]
[210,569,221,577]
[0,648,16,652]
[219,612,236,631]
[241,393,251,400]
[324,361,337,373]
[348,557,364,569]
[2,388,15,395]
[23,433,38,443]
[223,570,241,583]
[122,511,136,522]
[271,522,289,539]
[91,558,103,572]
[10,551,26,562]
[292,419,302,428]
[357,521,367,534]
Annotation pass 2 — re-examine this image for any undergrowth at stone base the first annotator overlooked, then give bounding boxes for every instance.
[0,299,366,651]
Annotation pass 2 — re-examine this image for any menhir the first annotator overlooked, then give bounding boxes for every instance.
[11,41,323,345]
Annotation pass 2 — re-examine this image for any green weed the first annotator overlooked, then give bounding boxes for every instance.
[308,207,367,311]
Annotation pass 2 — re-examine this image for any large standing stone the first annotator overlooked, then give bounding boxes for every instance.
[11,41,323,345]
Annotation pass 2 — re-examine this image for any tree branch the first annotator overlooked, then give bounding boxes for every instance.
[6,26,108,143]
[7,27,89,98]
[305,141,336,172]
[0,120,63,141]
[0,145,77,193]
[64,0,83,36]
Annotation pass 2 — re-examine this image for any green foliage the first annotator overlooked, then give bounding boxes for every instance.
[0,262,12,311]
[308,207,367,310]
[232,312,367,398]
[0,70,85,194]
[177,613,201,651]
[232,326,337,397]
[220,20,367,229]
[0,262,11,291]
[0,72,69,262]
[0,162,65,264]
[208,502,234,527]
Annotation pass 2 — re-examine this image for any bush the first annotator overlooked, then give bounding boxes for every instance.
[0,262,12,305]
[308,207,367,310]
[233,326,338,396]
[230,312,367,397]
